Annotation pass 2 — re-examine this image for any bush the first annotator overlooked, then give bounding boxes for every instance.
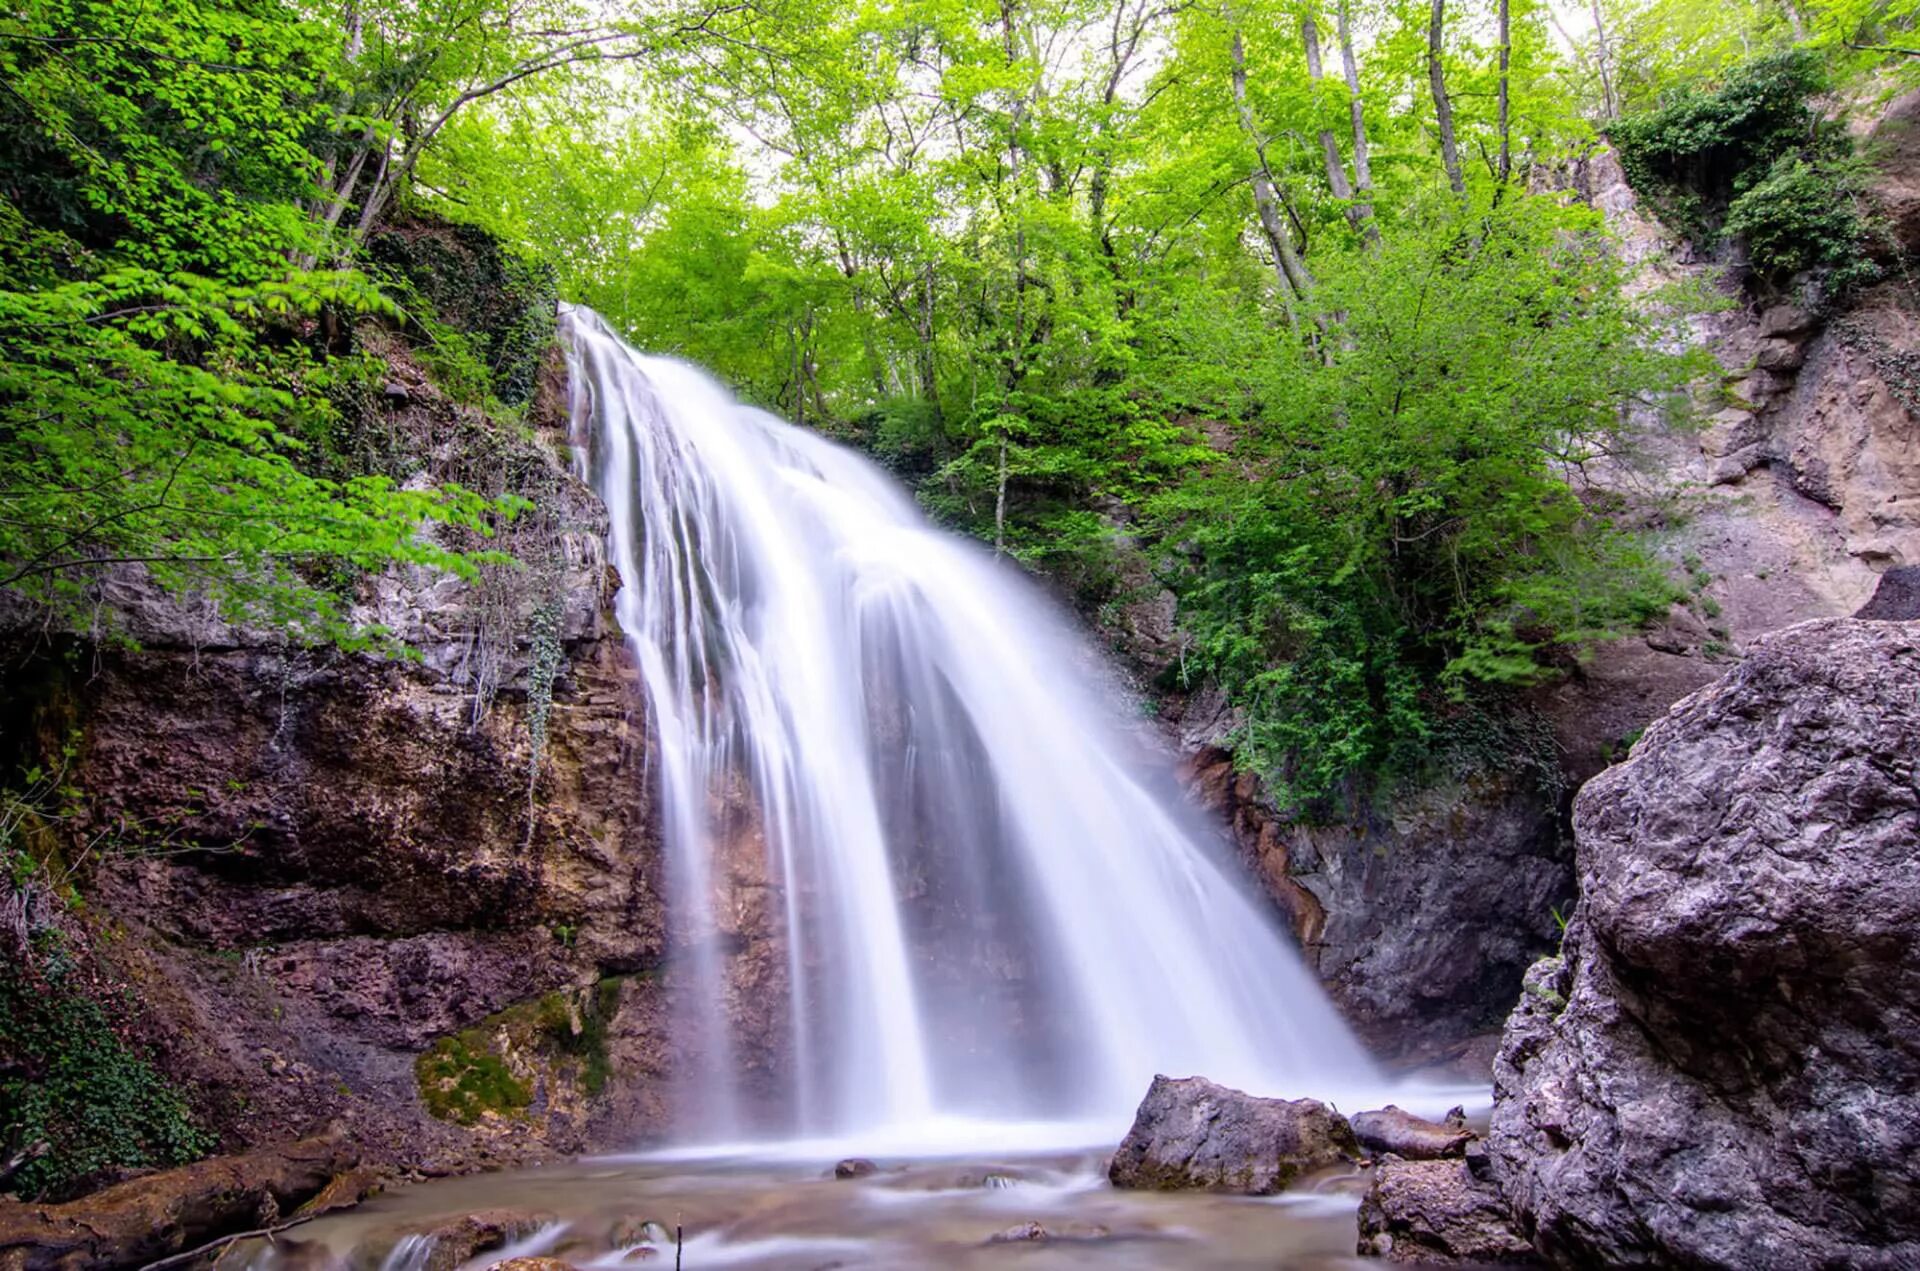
[1611,51,1830,212]
[1724,156,1880,289]
[1148,197,1692,814]
[1610,50,1875,289]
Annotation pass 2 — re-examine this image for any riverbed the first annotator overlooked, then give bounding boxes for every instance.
[234,1146,1378,1270]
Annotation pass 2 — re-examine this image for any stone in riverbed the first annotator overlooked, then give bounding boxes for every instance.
[1356,1157,1537,1265]
[416,1209,558,1271]
[1351,1106,1473,1160]
[1107,1074,1359,1195]
[832,1157,878,1179]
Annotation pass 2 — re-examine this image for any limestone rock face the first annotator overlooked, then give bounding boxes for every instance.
[1489,619,1920,1269]
[1107,1075,1358,1195]
[1180,746,1568,1065]
[0,343,695,1181]
[1356,1157,1538,1265]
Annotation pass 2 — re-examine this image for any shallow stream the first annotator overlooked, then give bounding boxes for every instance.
[236,1145,1378,1270]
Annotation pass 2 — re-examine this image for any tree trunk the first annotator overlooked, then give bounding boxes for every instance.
[1427,0,1467,199]
[917,262,941,423]
[1334,0,1379,242]
[1302,13,1364,238]
[994,431,1009,556]
[1496,0,1512,186]
[1590,0,1619,119]
[1229,19,1313,304]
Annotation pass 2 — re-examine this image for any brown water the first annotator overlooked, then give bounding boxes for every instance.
[237,1148,1376,1270]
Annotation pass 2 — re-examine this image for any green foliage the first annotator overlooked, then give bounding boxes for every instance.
[367,219,559,408]
[1611,51,1828,198]
[1724,155,1882,288]
[0,934,212,1201]
[1610,50,1878,288]
[0,268,520,640]
[0,0,552,641]
[414,1032,531,1126]
[1150,198,1690,810]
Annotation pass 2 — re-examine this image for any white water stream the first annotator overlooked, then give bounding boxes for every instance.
[562,307,1380,1147]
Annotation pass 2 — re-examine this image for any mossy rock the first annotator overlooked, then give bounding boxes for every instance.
[414,1033,531,1126]
[413,976,630,1125]
[366,214,557,408]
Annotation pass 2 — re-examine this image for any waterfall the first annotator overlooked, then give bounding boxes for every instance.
[562,306,1377,1146]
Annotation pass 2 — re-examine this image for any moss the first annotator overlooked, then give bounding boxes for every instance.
[414,1033,531,1126]
[416,976,629,1124]
[533,978,624,1097]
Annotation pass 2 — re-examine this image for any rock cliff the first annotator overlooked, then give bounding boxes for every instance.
[0,225,686,1187]
[1488,618,1920,1268]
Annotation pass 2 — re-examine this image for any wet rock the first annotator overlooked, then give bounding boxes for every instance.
[1351,1106,1473,1160]
[608,1218,673,1248]
[987,1222,1051,1243]
[1489,620,1920,1269]
[0,1130,353,1270]
[1356,1157,1537,1265]
[832,1158,878,1180]
[1180,748,1569,1064]
[1856,565,1920,619]
[417,1209,557,1271]
[1108,1074,1359,1195]
[493,1261,578,1271]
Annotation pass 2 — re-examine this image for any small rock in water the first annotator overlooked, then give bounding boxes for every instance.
[607,1217,673,1248]
[833,1157,879,1179]
[492,1260,579,1271]
[1351,1106,1474,1160]
[1109,1074,1359,1194]
[988,1222,1050,1243]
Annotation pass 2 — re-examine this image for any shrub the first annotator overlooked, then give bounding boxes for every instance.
[1724,156,1881,290]
[1610,51,1876,291]
[0,937,212,1201]
[1610,51,1830,212]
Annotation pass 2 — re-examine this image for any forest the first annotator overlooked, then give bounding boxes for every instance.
[3,0,1912,810]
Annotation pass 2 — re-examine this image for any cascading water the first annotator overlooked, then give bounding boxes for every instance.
[562,306,1378,1147]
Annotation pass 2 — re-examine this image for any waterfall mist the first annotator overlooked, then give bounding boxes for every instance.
[562,306,1378,1148]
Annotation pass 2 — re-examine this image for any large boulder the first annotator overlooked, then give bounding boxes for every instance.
[1356,1157,1537,1265]
[1107,1075,1358,1195]
[1488,619,1920,1268]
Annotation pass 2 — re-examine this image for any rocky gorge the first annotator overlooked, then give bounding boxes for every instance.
[1,81,1918,1271]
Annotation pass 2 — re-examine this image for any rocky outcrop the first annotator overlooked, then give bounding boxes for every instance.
[1181,741,1568,1064]
[1107,1075,1358,1194]
[1857,564,1920,619]
[0,1131,355,1270]
[1356,1157,1538,1265]
[1488,619,1920,1269]
[0,327,685,1186]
